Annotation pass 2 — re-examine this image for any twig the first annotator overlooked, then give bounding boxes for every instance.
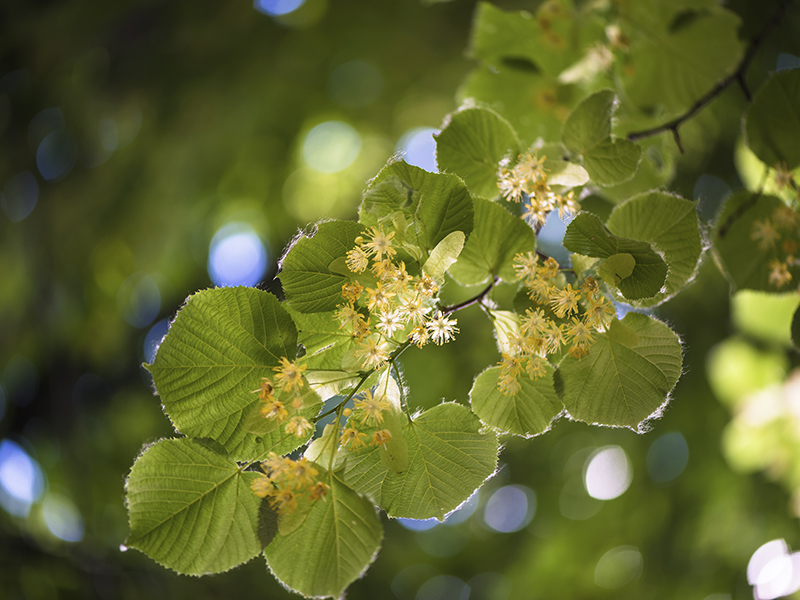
[626,0,792,153]
[439,277,498,315]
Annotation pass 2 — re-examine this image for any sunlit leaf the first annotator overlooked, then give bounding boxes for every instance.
[745,69,800,170]
[554,313,682,430]
[606,191,703,307]
[363,160,474,254]
[562,90,641,186]
[126,438,267,575]
[449,197,536,285]
[435,105,520,198]
[280,220,364,313]
[713,191,800,292]
[341,403,499,520]
[470,366,562,437]
[620,7,743,115]
[563,212,667,300]
[265,470,383,599]
[149,288,314,459]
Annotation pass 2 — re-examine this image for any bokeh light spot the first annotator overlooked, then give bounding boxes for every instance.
[303,121,362,173]
[117,274,161,328]
[253,0,305,16]
[594,546,643,589]
[144,319,171,364]
[647,431,689,483]
[397,128,438,173]
[416,574,470,600]
[468,572,512,600]
[398,517,439,531]
[748,540,800,600]
[443,490,479,526]
[37,130,78,182]
[43,493,84,542]
[1,172,38,222]
[98,118,118,152]
[328,60,383,108]
[483,485,535,533]
[0,439,45,517]
[28,107,65,152]
[584,446,632,500]
[208,223,269,287]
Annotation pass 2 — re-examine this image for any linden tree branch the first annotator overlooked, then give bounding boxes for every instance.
[626,0,792,154]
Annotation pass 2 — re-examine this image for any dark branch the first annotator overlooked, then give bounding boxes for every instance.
[626,0,792,153]
[440,277,498,315]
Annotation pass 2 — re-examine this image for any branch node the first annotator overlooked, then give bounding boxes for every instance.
[671,126,685,155]
[736,73,752,102]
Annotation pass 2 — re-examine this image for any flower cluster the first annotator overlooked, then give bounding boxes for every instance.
[253,357,314,438]
[497,252,615,395]
[750,203,800,290]
[250,452,329,514]
[339,389,394,452]
[497,152,581,227]
[340,226,459,370]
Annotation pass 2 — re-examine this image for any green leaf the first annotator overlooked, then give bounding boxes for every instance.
[288,308,359,370]
[713,191,800,291]
[126,438,267,575]
[563,212,667,300]
[606,191,703,307]
[435,106,520,198]
[423,231,466,280]
[449,197,536,285]
[745,69,800,170]
[468,1,588,78]
[363,161,474,253]
[470,366,562,437]
[280,220,364,313]
[582,139,642,187]
[620,8,743,115]
[562,90,615,155]
[554,313,682,431]
[149,288,310,459]
[265,470,383,599]
[793,305,800,351]
[562,90,641,186]
[598,253,635,286]
[341,403,499,521]
[458,65,570,147]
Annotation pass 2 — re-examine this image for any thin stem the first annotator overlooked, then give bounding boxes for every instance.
[440,277,498,315]
[626,0,792,153]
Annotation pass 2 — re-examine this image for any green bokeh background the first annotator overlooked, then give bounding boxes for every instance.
[2,1,800,599]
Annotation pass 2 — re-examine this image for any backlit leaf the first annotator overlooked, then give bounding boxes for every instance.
[470,366,562,437]
[554,313,682,430]
[449,197,536,285]
[563,212,667,300]
[745,69,800,170]
[435,105,520,198]
[149,288,313,459]
[280,220,364,313]
[606,191,703,306]
[126,438,266,575]
[265,470,383,599]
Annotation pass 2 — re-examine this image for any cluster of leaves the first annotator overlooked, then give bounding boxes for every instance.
[124,0,800,597]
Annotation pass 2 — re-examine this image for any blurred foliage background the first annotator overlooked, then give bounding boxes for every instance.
[2,0,800,599]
